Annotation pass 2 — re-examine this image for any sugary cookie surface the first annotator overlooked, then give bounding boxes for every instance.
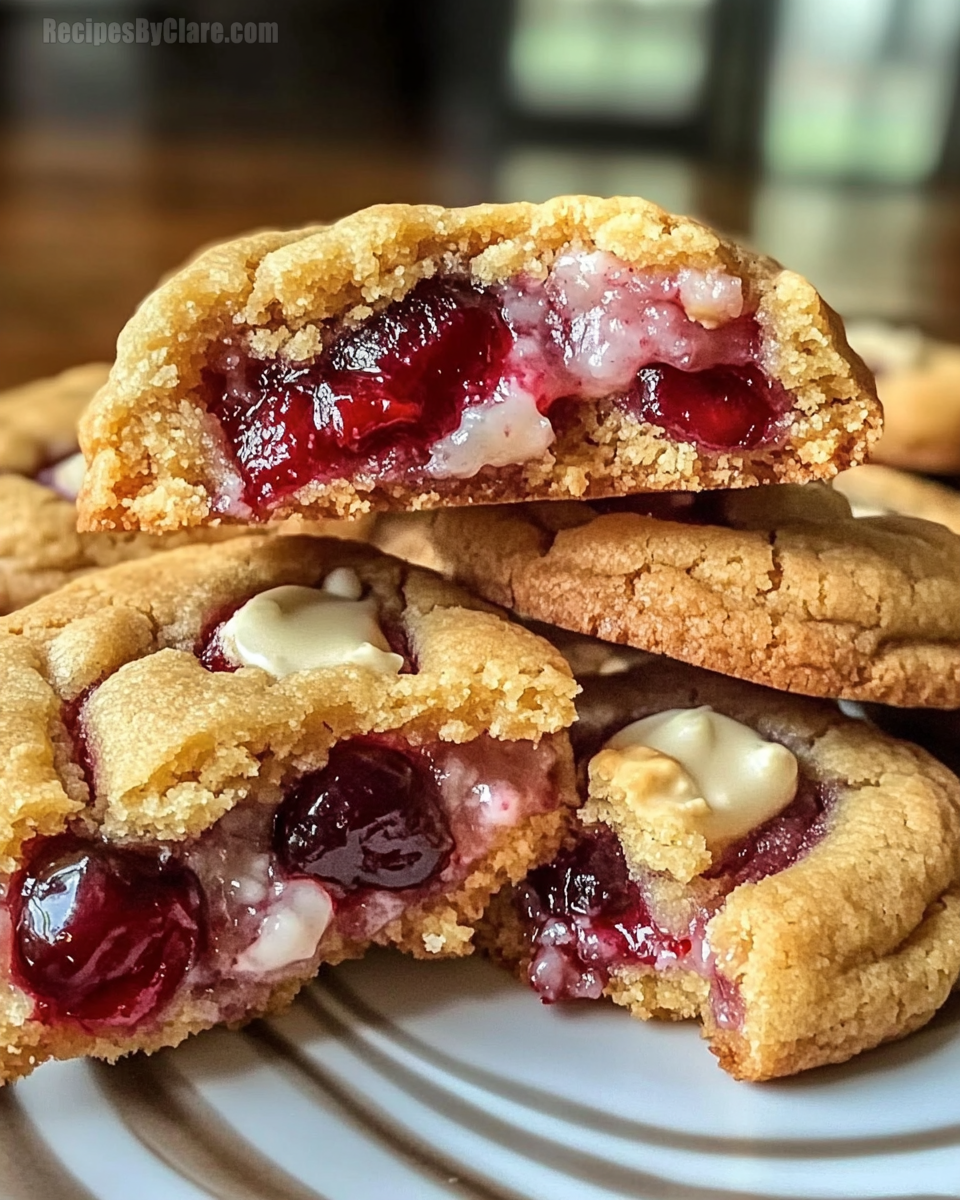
[77,197,879,532]
[482,657,960,1081]
[422,484,960,707]
[0,536,577,1082]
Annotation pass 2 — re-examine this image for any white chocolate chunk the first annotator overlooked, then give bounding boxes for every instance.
[321,566,365,600]
[847,501,891,519]
[601,707,798,847]
[234,879,334,974]
[677,267,743,328]
[45,452,87,501]
[425,380,555,479]
[220,572,403,678]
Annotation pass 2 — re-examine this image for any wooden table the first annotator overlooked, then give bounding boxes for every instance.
[3,126,960,390]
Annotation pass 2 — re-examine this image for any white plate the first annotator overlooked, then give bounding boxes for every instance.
[2,948,959,1199]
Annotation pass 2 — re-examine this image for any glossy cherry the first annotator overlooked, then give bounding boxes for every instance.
[11,836,204,1028]
[205,277,512,508]
[274,740,453,891]
[628,363,789,450]
[519,832,691,1003]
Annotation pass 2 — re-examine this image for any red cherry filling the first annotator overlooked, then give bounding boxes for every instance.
[519,833,690,1002]
[626,363,791,450]
[519,780,829,1007]
[201,261,797,517]
[274,739,453,891]
[11,836,204,1028]
[204,277,512,507]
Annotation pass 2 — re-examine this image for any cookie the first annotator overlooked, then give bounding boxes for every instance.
[76,196,879,533]
[0,363,111,474]
[833,463,960,534]
[846,320,960,474]
[422,484,960,707]
[480,656,960,1082]
[0,536,578,1083]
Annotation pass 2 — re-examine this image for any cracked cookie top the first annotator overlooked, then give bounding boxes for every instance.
[421,484,960,707]
[0,535,577,872]
[76,196,879,532]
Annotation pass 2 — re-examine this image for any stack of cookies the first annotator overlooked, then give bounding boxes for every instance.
[2,196,959,1088]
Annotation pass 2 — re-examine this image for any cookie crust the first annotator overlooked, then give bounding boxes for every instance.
[484,659,960,1081]
[0,536,578,1082]
[424,487,960,707]
[76,197,879,531]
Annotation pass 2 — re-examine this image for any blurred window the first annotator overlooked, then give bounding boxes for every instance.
[763,0,960,182]
[508,0,714,122]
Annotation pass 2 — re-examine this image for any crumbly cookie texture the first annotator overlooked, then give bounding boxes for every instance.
[846,320,960,474]
[0,536,578,1083]
[0,363,111,474]
[77,196,879,532]
[481,658,960,1082]
[423,484,960,707]
[0,473,374,616]
[834,463,960,535]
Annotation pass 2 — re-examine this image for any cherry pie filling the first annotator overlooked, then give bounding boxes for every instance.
[6,729,565,1033]
[201,252,795,515]
[517,778,830,1029]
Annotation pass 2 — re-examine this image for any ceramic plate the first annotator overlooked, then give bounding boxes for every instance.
[2,948,959,1199]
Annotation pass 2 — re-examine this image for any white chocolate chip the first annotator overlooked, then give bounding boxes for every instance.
[600,707,798,847]
[425,380,555,479]
[321,566,364,600]
[220,576,403,678]
[234,879,333,974]
[44,452,87,501]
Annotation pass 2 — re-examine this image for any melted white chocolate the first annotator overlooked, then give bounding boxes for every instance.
[220,569,403,678]
[601,706,798,847]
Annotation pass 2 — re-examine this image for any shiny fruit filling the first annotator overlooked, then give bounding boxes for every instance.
[519,780,829,1025]
[8,734,563,1031]
[202,251,792,513]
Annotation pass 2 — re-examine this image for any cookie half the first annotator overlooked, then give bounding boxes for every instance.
[423,484,960,707]
[0,537,578,1082]
[76,196,879,532]
[481,657,960,1081]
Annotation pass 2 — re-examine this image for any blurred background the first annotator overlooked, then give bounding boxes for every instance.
[3,0,960,388]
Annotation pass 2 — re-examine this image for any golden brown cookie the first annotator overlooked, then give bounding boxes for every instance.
[833,463,960,534]
[422,484,960,707]
[77,197,879,533]
[481,656,960,1082]
[846,321,960,474]
[0,363,110,474]
[0,536,578,1083]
